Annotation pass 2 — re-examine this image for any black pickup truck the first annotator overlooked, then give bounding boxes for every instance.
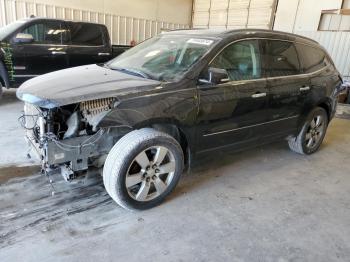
[0,17,130,95]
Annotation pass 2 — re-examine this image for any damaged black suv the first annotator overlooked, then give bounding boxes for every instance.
[17,29,342,210]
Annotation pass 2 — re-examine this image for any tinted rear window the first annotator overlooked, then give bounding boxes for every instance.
[295,43,327,73]
[264,40,300,77]
[69,23,104,46]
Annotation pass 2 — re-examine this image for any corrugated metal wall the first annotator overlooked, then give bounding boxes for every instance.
[298,31,350,80]
[0,0,189,45]
[192,0,277,29]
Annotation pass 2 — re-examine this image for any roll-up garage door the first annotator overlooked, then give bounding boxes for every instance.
[192,0,277,29]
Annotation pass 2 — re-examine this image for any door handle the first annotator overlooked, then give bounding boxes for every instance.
[300,86,310,91]
[98,52,111,56]
[252,92,266,98]
[52,51,66,55]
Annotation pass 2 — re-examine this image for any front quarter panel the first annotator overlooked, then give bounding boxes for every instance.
[97,80,199,148]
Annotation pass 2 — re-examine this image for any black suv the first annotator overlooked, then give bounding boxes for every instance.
[17,29,342,210]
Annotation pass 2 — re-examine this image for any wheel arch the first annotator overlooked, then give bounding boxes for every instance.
[97,107,194,168]
[317,100,332,121]
[297,97,333,134]
[100,121,192,170]
[150,123,190,168]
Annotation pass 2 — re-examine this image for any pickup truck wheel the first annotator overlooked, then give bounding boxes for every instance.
[288,107,328,155]
[103,128,184,210]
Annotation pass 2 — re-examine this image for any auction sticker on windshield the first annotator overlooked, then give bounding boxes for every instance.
[187,38,214,46]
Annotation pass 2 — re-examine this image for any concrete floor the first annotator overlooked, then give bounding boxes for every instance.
[0,89,350,261]
[0,90,36,166]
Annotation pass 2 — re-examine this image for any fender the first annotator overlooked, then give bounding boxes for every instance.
[95,88,199,154]
[97,109,195,148]
[95,107,195,168]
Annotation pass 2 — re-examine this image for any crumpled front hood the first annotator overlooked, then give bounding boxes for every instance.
[16,64,161,108]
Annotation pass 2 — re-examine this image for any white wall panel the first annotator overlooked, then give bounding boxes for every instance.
[193,0,277,29]
[210,0,229,10]
[0,0,189,45]
[340,16,350,31]
[298,31,350,79]
[14,0,193,25]
[227,8,248,26]
[344,0,350,8]
[230,0,250,9]
[192,12,209,27]
[192,0,210,27]
[250,0,273,8]
[274,0,343,32]
[193,0,211,11]
[209,10,228,26]
[248,7,273,28]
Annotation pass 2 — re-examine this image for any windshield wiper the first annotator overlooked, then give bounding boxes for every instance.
[110,67,150,79]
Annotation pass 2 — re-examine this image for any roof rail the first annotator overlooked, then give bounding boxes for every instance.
[223,28,318,44]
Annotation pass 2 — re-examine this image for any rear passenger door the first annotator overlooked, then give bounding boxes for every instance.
[66,23,111,67]
[295,43,330,108]
[262,39,309,137]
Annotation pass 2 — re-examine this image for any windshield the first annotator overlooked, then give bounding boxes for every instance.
[107,35,217,81]
[0,20,26,41]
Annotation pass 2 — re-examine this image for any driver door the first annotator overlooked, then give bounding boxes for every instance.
[13,20,68,83]
[195,39,269,153]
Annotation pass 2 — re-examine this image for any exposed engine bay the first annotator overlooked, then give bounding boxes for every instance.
[20,98,129,181]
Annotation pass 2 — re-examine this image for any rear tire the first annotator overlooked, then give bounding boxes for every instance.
[288,107,328,155]
[103,128,184,210]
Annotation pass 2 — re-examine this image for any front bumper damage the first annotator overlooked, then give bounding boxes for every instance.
[25,129,102,181]
[22,102,124,182]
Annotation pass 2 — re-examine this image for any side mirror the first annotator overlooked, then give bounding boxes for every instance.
[198,67,230,85]
[13,33,34,43]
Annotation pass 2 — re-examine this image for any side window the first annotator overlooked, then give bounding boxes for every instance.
[22,22,64,44]
[69,23,104,46]
[295,43,327,73]
[265,40,300,77]
[22,23,45,43]
[211,40,261,81]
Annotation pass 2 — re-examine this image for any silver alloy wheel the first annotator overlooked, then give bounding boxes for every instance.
[125,146,176,202]
[305,115,325,149]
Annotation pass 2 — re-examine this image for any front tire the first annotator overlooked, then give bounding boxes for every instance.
[103,128,184,210]
[288,107,329,155]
